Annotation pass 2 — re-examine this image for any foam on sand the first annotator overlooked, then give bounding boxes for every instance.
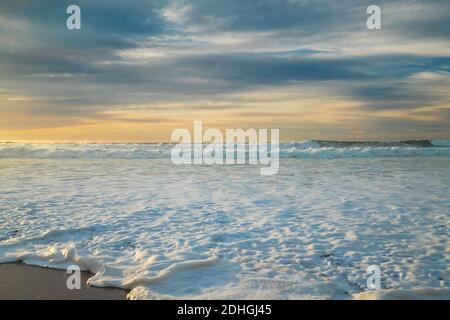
[0,154,449,299]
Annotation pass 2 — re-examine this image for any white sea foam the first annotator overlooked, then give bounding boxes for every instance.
[0,156,449,299]
[0,140,449,159]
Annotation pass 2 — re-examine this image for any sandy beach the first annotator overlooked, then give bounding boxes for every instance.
[0,263,127,300]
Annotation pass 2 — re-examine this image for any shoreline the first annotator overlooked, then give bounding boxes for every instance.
[0,263,128,300]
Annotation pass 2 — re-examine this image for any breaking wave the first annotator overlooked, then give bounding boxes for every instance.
[0,140,449,159]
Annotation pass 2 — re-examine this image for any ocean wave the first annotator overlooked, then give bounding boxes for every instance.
[431,139,450,147]
[0,140,449,159]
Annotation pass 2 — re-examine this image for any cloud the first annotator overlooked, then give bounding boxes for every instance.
[0,0,449,139]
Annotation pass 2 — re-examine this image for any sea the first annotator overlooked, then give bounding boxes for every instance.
[0,140,449,299]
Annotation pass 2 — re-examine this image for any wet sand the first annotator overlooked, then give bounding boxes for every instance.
[0,263,127,300]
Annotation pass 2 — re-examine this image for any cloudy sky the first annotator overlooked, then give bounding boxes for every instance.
[0,0,449,141]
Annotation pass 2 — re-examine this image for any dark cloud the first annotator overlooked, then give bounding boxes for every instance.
[352,85,437,110]
[176,54,450,87]
[2,49,449,111]
[164,0,450,39]
[382,0,450,40]
[0,0,449,132]
[163,0,360,32]
[0,0,167,36]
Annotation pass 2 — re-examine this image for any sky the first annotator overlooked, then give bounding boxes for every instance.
[0,0,449,142]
